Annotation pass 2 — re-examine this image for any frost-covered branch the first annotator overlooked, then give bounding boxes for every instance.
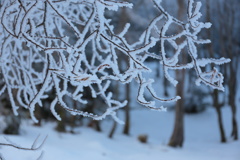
[0,0,229,123]
[149,0,230,90]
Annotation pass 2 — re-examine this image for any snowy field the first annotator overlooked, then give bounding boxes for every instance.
[0,106,239,160]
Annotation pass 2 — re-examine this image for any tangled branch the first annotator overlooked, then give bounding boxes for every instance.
[0,0,230,123]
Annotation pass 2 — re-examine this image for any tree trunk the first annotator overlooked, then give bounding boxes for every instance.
[206,1,226,143]
[33,105,42,126]
[168,0,185,148]
[108,82,119,138]
[168,70,185,147]
[55,107,66,132]
[123,83,131,135]
[1,93,21,135]
[163,75,169,97]
[115,7,131,136]
[228,67,238,140]
[109,121,117,138]
[213,90,227,142]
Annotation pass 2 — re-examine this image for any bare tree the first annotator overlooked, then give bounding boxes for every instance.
[206,0,226,143]
[208,0,239,140]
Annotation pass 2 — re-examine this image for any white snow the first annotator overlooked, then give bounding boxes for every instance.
[0,106,239,160]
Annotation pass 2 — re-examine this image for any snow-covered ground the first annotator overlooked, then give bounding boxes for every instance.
[0,106,239,160]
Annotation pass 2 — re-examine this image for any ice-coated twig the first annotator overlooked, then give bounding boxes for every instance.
[0,0,230,123]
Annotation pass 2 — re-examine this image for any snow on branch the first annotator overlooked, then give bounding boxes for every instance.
[0,0,229,123]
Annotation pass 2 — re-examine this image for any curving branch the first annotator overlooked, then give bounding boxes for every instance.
[0,0,229,123]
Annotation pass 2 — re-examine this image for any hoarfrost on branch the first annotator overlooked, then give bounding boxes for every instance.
[0,0,230,123]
